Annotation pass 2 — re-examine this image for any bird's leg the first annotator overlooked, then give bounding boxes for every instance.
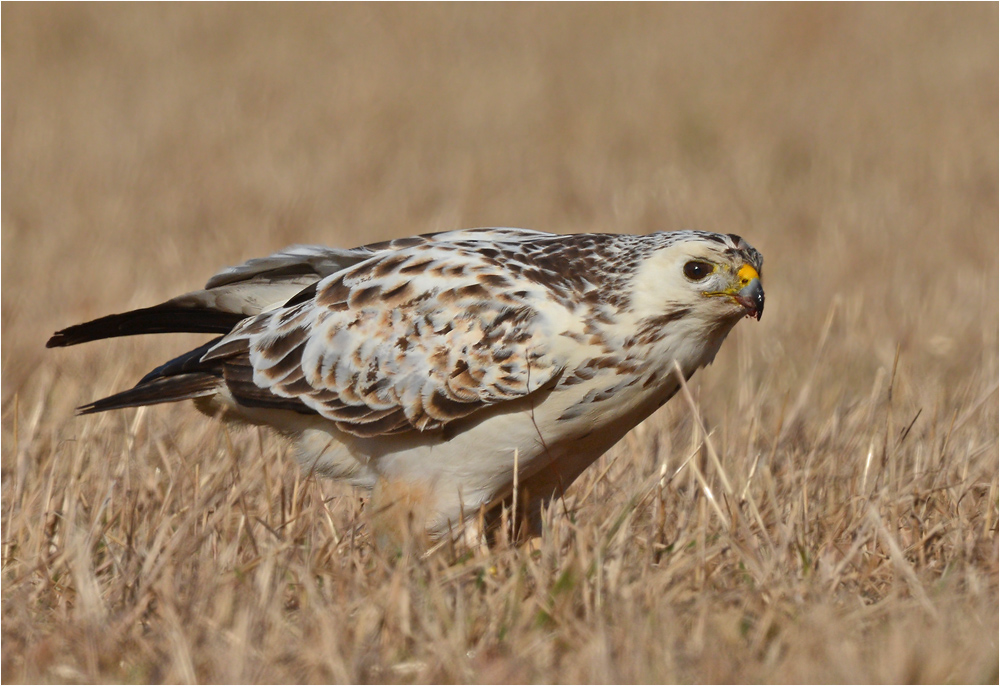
[368,477,434,554]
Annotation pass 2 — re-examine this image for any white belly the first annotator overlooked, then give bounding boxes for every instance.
[291,368,681,536]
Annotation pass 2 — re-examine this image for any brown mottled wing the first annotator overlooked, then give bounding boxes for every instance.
[204,241,568,437]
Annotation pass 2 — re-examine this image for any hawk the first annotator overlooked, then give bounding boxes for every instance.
[48,228,764,542]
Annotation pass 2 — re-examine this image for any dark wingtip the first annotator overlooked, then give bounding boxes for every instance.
[44,307,246,350]
[70,373,220,416]
[47,331,70,348]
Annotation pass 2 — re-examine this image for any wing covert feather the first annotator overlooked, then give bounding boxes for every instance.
[207,242,567,437]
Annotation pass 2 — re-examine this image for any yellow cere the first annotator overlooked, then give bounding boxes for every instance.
[706,263,761,298]
[736,263,759,287]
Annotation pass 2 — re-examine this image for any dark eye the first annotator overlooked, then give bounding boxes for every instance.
[683,260,715,281]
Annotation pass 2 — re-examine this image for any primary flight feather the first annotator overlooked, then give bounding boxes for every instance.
[49,228,764,540]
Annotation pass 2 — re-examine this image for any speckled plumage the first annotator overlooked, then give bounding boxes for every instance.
[49,228,764,541]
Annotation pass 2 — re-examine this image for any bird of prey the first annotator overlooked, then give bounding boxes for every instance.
[48,228,764,542]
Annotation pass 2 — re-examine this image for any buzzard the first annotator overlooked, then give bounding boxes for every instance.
[49,228,764,542]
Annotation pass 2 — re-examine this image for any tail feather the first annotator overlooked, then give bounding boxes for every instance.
[49,249,344,414]
[77,373,220,415]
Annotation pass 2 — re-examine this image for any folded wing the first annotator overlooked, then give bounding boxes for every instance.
[204,241,565,437]
[55,230,568,436]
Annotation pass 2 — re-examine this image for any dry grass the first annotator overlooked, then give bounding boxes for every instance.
[2,5,997,683]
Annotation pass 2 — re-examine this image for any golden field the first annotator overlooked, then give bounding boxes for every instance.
[2,5,997,682]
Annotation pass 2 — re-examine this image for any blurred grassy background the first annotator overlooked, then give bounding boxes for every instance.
[2,4,997,683]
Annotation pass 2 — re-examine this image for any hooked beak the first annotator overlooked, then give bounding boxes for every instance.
[703,263,765,320]
[734,277,764,321]
[731,264,764,321]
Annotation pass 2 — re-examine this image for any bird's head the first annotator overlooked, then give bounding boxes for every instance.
[630,231,765,328]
